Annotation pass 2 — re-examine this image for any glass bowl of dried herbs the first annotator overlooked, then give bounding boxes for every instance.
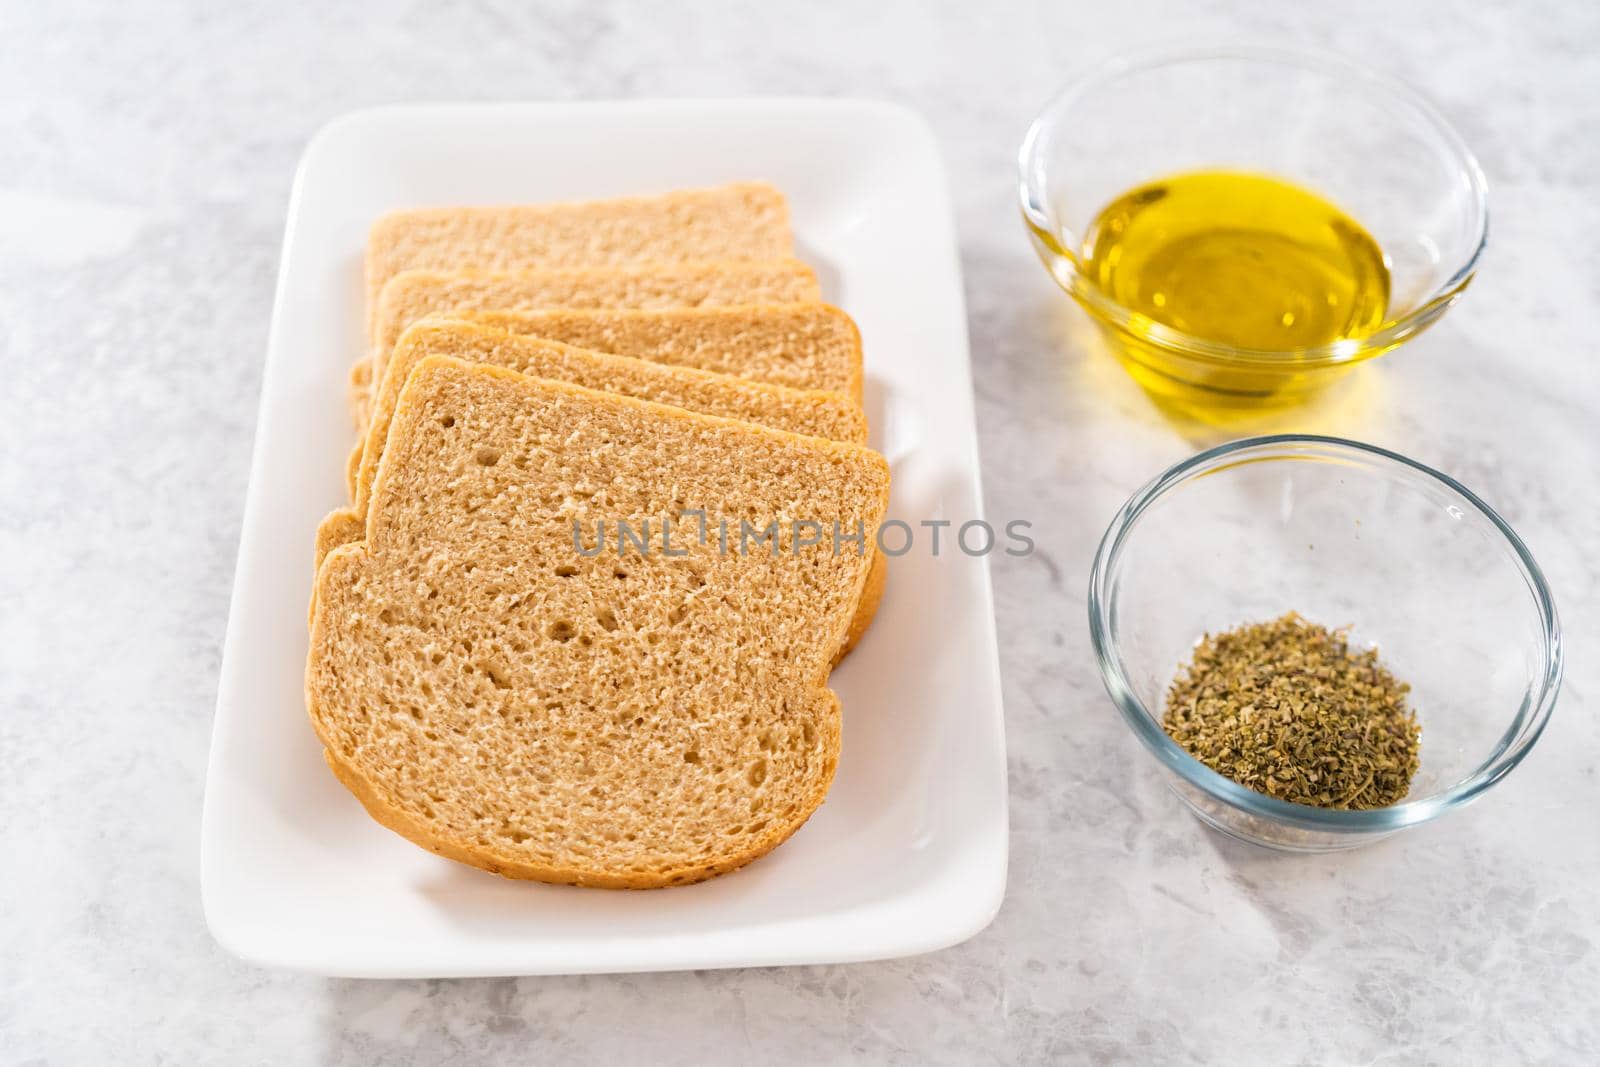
[1088,435,1562,851]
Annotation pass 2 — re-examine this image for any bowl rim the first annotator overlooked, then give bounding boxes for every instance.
[1087,434,1563,833]
[1018,45,1491,369]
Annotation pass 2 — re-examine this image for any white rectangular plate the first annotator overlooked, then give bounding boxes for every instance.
[202,99,1007,977]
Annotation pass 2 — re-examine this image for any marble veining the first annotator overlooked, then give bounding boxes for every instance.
[3,1,1597,1062]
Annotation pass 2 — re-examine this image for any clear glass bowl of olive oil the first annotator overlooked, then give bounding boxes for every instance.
[1019,47,1488,409]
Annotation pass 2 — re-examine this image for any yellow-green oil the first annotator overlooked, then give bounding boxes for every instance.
[1077,170,1391,406]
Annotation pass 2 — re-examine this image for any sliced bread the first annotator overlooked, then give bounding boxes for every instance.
[363,259,823,422]
[457,304,864,402]
[307,356,890,887]
[321,319,886,660]
[364,182,793,332]
[355,319,866,513]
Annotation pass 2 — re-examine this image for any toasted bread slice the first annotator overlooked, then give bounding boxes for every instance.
[307,357,889,887]
[361,260,822,423]
[456,304,864,403]
[364,183,793,333]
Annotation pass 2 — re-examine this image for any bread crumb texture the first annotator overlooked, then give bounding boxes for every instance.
[307,358,890,888]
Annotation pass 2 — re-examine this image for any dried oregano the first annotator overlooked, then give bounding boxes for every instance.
[1162,612,1420,809]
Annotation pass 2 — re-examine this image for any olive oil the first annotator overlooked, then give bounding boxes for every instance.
[1081,170,1390,353]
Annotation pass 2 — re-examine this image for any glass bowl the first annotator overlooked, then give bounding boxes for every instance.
[1019,47,1489,408]
[1088,436,1561,851]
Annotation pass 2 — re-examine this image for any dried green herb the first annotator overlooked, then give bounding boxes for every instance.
[1162,612,1420,809]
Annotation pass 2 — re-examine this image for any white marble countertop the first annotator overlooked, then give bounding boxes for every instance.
[5,1,1597,1062]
